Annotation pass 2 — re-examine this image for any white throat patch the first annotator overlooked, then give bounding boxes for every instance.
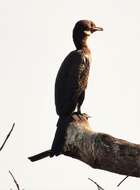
[83,30,91,36]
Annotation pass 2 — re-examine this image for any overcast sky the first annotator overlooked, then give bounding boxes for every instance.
[0,0,140,189]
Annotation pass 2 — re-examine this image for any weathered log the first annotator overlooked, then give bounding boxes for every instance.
[63,114,140,177]
[29,114,140,177]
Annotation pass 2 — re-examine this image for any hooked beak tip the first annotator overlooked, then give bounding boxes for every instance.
[92,27,103,32]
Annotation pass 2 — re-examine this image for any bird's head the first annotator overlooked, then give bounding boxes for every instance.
[73,20,103,49]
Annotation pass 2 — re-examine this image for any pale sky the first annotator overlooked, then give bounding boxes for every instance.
[0,0,140,189]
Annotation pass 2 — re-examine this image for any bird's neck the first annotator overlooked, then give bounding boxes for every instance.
[74,37,91,53]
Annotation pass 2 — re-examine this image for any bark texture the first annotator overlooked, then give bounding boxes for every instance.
[62,114,140,177]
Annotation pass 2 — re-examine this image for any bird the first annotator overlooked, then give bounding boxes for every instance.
[28,20,103,162]
[50,20,103,157]
[55,20,103,117]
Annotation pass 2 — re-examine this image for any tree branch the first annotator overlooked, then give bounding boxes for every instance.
[117,175,129,187]
[29,114,140,178]
[63,115,140,177]
[0,123,15,151]
[88,178,104,190]
[9,170,20,190]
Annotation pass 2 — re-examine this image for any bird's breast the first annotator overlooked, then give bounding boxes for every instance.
[79,56,90,89]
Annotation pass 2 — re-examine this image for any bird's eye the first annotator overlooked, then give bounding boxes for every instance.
[84,26,90,31]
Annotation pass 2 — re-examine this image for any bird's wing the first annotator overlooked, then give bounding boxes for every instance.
[55,50,86,116]
[66,51,85,99]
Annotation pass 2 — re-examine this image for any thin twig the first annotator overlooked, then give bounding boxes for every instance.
[0,123,15,151]
[117,175,129,187]
[117,167,138,187]
[88,178,104,190]
[9,170,20,190]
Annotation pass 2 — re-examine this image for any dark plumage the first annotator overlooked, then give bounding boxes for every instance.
[51,20,103,157]
[55,20,103,116]
[55,50,90,116]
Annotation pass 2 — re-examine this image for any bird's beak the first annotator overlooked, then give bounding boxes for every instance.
[84,26,103,36]
[91,27,103,33]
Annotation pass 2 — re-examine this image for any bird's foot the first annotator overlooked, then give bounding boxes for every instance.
[72,112,91,120]
[72,112,85,120]
[82,113,92,119]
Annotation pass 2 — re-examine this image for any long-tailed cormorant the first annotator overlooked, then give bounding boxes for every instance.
[51,20,103,157]
[55,20,103,116]
[27,20,103,161]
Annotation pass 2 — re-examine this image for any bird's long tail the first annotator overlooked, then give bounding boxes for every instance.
[28,116,72,161]
[28,150,52,162]
[50,116,71,157]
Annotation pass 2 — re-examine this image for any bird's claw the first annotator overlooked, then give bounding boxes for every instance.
[72,112,91,120]
[71,112,81,120]
[82,113,92,119]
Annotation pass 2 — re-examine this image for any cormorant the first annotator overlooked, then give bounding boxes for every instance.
[27,20,103,161]
[55,20,103,116]
[50,20,103,157]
